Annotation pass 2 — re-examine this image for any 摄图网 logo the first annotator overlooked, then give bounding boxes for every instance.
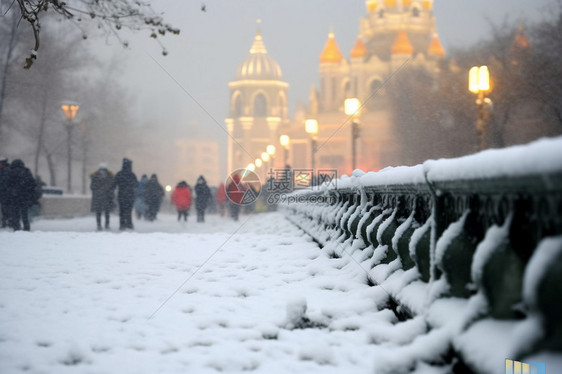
[505,359,545,374]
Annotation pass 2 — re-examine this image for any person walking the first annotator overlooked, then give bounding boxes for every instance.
[90,163,115,231]
[5,159,37,231]
[144,174,164,221]
[134,174,148,220]
[0,157,10,228]
[216,182,227,217]
[113,158,138,230]
[194,175,211,223]
[171,181,192,222]
[226,174,244,221]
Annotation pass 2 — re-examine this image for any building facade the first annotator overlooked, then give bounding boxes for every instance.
[226,0,445,177]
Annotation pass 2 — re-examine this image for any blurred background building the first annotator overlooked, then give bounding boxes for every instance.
[226,0,445,175]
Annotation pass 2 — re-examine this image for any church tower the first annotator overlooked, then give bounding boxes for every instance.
[302,0,445,173]
[225,23,289,173]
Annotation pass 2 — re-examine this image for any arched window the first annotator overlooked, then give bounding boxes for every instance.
[370,80,383,97]
[233,94,242,117]
[412,7,420,17]
[367,79,384,110]
[254,93,267,117]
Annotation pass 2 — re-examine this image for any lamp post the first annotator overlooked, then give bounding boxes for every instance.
[305,119,318,173]
[344,98,361,172]
[279,135,290,167]
[61,102,80,193]
[469,66,493,150]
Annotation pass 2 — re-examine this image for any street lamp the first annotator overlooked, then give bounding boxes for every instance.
[279,134,290,167]
[61,102,80,193]
[266,144,275,170]
[255,158,263,168]
[344,98,361,171]
[469,66,493,150]
[305,119,318,173]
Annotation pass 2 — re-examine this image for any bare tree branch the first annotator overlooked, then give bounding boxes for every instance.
[15,0,180,69]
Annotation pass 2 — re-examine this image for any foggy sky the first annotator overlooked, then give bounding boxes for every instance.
[107,0,553,127]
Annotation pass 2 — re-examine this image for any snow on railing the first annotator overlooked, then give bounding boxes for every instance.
[281,136,562,373]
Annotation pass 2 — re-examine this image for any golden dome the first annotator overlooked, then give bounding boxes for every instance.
[236,30,283,80]
[320,32,343,64]
[391,30,414,55]
[350,37,368,58]
[428,33,445,57]
[403,0,412,6]
[422,0,432,10]
[384,0,396,7]
[366,0,378,12]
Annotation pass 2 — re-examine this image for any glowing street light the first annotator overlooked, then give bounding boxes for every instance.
[266,145,276,156]
[255,158,263,168]
[61,101,80,193]
[469,66,493,150]
[279,135,290,167]
[246,163,256,172]
[344,98,361,171]
[261,152,270,162]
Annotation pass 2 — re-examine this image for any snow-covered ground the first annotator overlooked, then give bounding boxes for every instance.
[0,212,417,374]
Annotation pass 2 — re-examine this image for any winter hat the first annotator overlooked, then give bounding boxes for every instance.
[99,162,108,169]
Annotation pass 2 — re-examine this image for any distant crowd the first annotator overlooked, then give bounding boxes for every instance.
[90,158,246,231]
[0,156,267,232]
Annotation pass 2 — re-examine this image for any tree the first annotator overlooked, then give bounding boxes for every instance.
[531,2,562,127]
[0,8,21,136]
[1,14,138,188]
[13,0,180,69]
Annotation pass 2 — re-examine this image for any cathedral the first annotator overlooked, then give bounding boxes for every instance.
[225,0,445,178]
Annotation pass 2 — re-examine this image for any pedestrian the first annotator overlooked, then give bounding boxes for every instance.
[216,182,227,217]
[90,163,115,231]
[194,175,211,222]
[226,173,244,221]
[28,175,45,220]
[5,159,37,231]
[144,174,164,221]
[171,181,192,221]
[0,157,10,228]
[134,174,148,220]
[113,158,138,230]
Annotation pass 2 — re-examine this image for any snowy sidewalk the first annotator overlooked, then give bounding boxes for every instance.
[0,212,401,374]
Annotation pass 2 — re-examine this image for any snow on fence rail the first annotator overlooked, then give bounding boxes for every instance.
[281,137,562,373]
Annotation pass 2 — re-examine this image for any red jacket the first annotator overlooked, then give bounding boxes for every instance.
[227,175,245,204]
[216,183,227,204]
[171,186,192,210]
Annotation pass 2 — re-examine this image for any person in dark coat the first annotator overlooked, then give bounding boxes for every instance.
[113,158,138,230]
[143,174,164,221]
[0,157,10,228]
[5,159,37,231]
[194,175,211,222]
[90,163,115,230]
